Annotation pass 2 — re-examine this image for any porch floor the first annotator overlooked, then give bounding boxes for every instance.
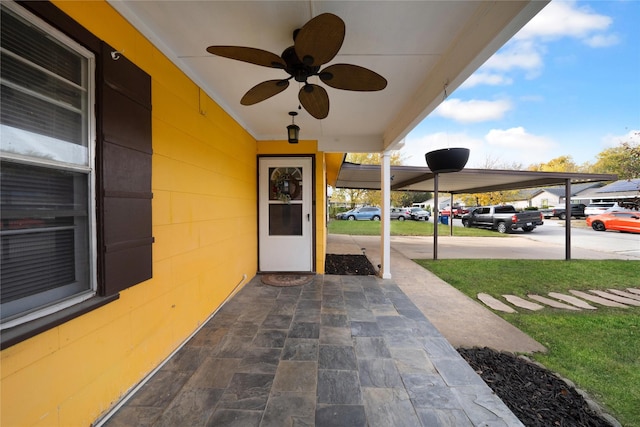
[102,271,523,426]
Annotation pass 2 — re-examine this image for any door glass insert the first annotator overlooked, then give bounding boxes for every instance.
[269,204,303,235]
[268,167,303,236]
[269,167,303,202]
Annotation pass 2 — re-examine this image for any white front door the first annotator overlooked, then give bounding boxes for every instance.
[259,157,313,272]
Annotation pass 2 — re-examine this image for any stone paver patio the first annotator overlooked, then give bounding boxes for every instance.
[100,274,523,426]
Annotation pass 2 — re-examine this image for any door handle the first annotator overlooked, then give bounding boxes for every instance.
[307,213,310,221]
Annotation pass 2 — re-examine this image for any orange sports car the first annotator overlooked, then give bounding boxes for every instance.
[586,211,640,234]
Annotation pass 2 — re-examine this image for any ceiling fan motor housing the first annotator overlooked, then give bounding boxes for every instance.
[281,46,320,83]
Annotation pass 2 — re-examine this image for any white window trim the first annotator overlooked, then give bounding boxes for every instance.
[0,2,98,329]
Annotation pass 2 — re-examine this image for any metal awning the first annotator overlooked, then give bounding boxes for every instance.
[335,161,618,266]
[335,162,617,194]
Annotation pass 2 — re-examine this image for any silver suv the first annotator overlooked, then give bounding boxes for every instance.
[390,207,412,221]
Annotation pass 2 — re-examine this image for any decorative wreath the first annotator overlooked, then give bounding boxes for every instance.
[273,173,300,203]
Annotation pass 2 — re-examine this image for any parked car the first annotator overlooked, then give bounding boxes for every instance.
[584,202,618,216]
[335,208,356,220]
[343,206,381,221]
[409,207,430,221]
[440,206,468,218]
[462,205,543,233]
[586,212,640,234]
[439,207,452,217]
[390,207,412,221]
[540,203,586,220]
[453,207,470,218]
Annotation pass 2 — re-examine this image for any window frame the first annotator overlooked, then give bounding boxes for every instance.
[1,0,153,349]
[1,2,98,329]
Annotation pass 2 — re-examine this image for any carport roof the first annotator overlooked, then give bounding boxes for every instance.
[334,162,617,194]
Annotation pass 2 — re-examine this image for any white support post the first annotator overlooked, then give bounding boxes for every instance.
[380,151,392,278]
[433,173,439,260]
[565,179,572,260]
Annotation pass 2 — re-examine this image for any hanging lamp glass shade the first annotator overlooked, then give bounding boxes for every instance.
[287,124,300,143]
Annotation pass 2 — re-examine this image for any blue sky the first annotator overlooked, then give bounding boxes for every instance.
[400,0,640,169]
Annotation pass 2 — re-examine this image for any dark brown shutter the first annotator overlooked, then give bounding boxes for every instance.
[17,2,153,297]
[99,42,153,295]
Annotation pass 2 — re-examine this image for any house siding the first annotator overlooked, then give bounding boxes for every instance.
[0,1,328,425]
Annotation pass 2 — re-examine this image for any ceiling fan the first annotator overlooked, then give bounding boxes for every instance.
[206,13,387,120]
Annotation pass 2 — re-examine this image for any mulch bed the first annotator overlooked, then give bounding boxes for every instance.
[325,254,377,275]
[458,347,614,426]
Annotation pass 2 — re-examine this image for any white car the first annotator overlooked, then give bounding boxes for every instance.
[409,207,430,221]
[584,202,618,216]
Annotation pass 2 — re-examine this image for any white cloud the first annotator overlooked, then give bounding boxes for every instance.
[584,33,620,48]
[461,72,513,89]
[483,40,545,76]
[515,1,613,43]
[601,129,640,148]
[433,99,512,123]
[485,127,556,150]
[463,1,618,90]
[402,128,558,168]
[401,127,572,169]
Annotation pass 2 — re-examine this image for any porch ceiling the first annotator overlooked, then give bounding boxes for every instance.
[335,163,618,194]
[108,1,548,153]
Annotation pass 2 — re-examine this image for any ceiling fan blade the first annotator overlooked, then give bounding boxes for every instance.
[241,80,289,105]
[294,13,345,67]
[298,84,329,119]
[206,46,285,68]
[320,64,387,91]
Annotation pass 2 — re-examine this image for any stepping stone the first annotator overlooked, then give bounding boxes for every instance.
[627,288,640,296]
[609,289,640,301]
[477,293,516,313]
[503,295,544,311]
[589,290,640,307]
[569,290,628,308]
[527,294,581,310]
[548,292,597,310]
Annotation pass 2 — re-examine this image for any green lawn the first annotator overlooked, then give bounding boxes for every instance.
[328,218,506,237]
[415,259,640,427]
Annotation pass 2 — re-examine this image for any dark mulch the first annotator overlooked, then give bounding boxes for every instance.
[458,347,614,427]
[325,254,377,275]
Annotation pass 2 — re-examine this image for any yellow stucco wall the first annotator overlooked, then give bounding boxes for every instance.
[0,2,327,426]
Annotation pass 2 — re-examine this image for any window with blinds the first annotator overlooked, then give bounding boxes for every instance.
[0,3,95,326]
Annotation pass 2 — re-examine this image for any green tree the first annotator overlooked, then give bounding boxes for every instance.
[456,156,523,206]
[474,190,520,206]
[399,191,433,207]
[332,152,405,207]
[528,155,579,172]
[591,140,640,179]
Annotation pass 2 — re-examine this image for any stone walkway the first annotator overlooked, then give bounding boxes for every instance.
[337,234,546,353]
[101,274,524,427]
[478,288,640,312]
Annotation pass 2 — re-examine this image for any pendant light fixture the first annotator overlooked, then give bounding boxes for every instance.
[287,111,300,144]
